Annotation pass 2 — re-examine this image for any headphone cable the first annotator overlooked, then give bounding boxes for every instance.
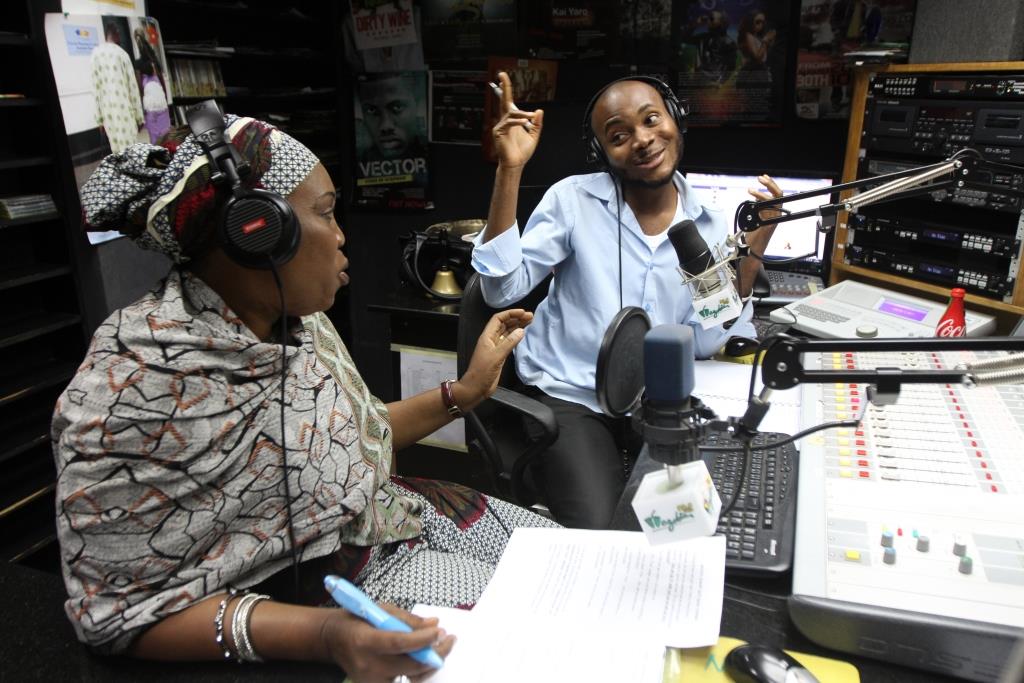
[269,263,301,601]
[615,178,623,310]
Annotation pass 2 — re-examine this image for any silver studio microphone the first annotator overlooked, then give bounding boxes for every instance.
[667,220,744,329]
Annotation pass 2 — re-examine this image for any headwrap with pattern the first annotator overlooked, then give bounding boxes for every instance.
[80,114,318,263]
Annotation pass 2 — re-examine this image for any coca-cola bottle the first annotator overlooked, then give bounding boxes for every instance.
[935,287,967,337]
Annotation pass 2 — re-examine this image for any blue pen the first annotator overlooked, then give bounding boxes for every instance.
[323,574,444,670]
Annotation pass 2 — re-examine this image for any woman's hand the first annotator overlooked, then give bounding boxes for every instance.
[491,71,543,170]
[320,605,456,683]
[454,308,533,411]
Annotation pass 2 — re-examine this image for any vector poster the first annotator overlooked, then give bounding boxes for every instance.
[353,71,433,210]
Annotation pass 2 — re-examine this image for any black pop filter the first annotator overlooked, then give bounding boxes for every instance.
[595,306,651,418]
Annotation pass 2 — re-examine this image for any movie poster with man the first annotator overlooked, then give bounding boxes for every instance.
[352,70,433,210]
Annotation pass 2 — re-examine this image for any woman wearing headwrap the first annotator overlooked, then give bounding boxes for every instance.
[53,114,556,681]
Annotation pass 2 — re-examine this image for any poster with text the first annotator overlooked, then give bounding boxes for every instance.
[342,3,425,73]
[795,0,915,120]
[349,0,418,51]
[429,69,488,145]
[421,0,516,61]
[525,1,614,60]
[670,0,789,125]
[353,71,433,210]
[44,13,172,243]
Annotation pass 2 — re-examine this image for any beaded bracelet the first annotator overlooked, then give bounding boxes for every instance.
[232,593,271,663]
[213,588,240,660]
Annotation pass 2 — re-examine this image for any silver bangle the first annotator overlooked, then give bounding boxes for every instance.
[213,588,239,660]
[231,593,270,663]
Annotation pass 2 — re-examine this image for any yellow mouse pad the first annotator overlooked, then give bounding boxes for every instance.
[664,636,860,682]
[712,350,768,366]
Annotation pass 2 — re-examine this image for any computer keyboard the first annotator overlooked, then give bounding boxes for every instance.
[752,317,788,339]
[702,431,798,576]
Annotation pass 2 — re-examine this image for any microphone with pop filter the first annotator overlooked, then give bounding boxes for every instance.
[595,312,722,545]
[668,220,744,329]
[595,306,651,418]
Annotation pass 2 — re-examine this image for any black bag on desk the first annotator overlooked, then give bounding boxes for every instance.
[399,220,481,301]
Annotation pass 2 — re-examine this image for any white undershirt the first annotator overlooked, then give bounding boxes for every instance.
[641,191,687,251]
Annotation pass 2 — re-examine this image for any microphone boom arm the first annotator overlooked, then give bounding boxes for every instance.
[761,334,1024,398]
[734,148,1023,233]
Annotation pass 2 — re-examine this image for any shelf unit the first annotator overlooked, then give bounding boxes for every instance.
[833,61,1024,333]
[0,1,87,572]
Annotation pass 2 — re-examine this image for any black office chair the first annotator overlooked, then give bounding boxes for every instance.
[456,273,558,508]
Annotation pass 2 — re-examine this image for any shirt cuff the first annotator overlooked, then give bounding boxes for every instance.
[471,222,523,277]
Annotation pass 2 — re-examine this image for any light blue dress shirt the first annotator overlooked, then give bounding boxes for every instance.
[472,171,755,413]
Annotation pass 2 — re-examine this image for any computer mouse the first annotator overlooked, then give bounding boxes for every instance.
[724,644,821,683]
[724,336,760,357]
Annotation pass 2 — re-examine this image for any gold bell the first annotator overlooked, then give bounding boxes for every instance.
[430,267,462,297]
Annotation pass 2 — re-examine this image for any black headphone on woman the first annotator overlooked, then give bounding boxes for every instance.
[186,100,304,596]
[580,75,688,168]
[185,100,301,269]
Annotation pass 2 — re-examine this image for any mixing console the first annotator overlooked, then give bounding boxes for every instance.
[789,350,1024,681]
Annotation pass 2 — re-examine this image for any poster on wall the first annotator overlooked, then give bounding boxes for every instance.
[342,3,425,73]
[43,13,173,244]
[420,0,516,62]
[61,0,146,16]
[613,0,673,65]
[429,69,488,145]
[352,71,434,210]
[525,1,614,60]
[670,0,789,126]
[795,0,915,120]
[348,0,418,51]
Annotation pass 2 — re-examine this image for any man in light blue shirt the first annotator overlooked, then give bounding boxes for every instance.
[472,73,781,528]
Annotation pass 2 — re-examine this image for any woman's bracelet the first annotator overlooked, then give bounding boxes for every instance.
[440,379,463,418]
[213,587,240,660]
[231,592,271,663]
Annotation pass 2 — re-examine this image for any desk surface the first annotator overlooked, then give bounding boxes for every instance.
[0,421,964,682]
[0,557,959,683]
[367,284,461,320]
[612,447,962,683]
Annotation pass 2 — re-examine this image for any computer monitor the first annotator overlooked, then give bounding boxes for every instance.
[685,171,835,272]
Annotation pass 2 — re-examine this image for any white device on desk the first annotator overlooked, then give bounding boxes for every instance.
[789,350,1024,681]
[770,279,997,338]
[761,269,826,305]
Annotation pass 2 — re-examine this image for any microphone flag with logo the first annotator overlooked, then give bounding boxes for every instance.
[668,220,743,329]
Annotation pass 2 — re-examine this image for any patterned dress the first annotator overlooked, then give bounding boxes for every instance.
[90,42,144,153]
[51,270,555,653]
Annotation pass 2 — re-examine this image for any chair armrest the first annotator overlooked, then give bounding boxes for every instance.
[487,387,558,440]
[473,387,559,506]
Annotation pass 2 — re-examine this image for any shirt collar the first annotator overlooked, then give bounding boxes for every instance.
[579,170,708,222]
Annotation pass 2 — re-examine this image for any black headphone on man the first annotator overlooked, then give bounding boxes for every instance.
[580,75,689,168]
[185,100,301,269]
